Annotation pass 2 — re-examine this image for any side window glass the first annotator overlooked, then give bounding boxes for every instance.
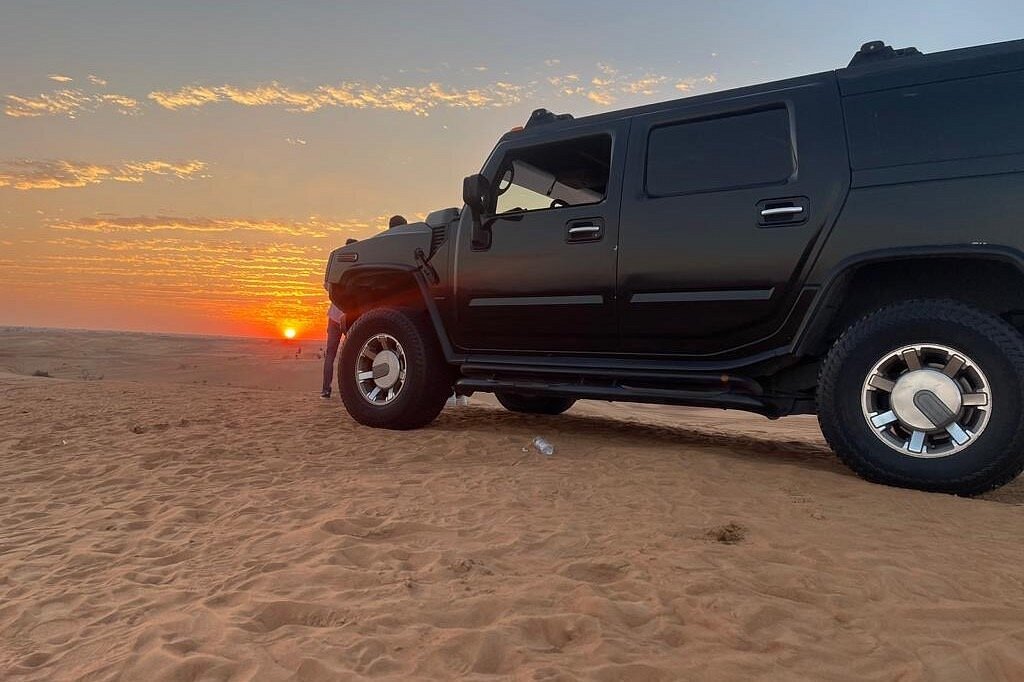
[646,108,793,196]
[494,134,611,214]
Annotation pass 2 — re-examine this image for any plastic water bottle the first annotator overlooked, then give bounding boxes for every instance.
[446,393,471,408]
[532,436,554,456]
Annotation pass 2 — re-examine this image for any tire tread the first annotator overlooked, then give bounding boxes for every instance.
[339,307,451,430]
[818,298,1024,495]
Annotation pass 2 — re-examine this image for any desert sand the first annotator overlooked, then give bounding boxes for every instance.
[1,326,1023,681]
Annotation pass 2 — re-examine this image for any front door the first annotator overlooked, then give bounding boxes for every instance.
[616,73,850,357]
[454,121,627,353]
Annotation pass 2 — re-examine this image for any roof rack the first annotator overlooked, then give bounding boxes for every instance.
[849,40,924,67]
[524,108,574,128]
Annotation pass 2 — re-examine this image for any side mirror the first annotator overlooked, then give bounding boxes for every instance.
[463,174,493,250]
[463,174,490,214]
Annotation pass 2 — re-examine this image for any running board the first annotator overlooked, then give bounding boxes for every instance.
[460,361,764,395]
[455,377,779,417]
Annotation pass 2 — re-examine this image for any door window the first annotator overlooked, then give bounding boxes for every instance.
[493,135,612,214]
[645,107,794,196]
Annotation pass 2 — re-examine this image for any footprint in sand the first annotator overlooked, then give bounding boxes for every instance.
[320,515,386,538]
[560,561,628,584]
[245,601,348,632]
[18,652,51,669]
[30,619,79,644]
[514,614,596,652]
[705,522,747,544]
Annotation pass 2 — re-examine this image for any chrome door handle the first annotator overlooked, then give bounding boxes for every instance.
[760,206,804,217]
[568,225,601,236]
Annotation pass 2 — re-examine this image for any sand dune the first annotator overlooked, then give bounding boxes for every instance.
[2,327,1023,680]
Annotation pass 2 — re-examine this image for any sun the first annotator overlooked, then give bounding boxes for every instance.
[283,327,296,339]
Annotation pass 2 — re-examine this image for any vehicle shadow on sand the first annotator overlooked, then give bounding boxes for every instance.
[434,407,843,474]
[431,407,1024,505]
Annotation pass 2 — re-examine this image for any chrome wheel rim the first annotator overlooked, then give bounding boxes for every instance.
[861,343,991,458]
[355,333,407,405]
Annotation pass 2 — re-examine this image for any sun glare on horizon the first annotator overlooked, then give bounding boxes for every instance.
[283,327,296,339]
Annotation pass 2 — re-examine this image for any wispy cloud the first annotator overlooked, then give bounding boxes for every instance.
[7,65,719,120]
[0,159,207,190]
[4,89,140,118]
[148,80,527,116]
[675,74,718,92]
[48,74,73,83]
[48,215,372,238]
[1,232,336,335]
[575,63,716,106]
[5,214,398,334]
[624,74,669,95]
[547,74,583,97]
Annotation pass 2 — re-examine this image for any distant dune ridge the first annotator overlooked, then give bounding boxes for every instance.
[1,327,1023,680]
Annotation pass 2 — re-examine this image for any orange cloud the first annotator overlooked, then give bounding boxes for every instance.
[4,89,140,118]
[552,64,718,107]
[2,234,330,337]
[6,216,397,336]
[3,209,422,336]
[149,80,527,116]
[48,215,374,239]
[6,68,720,122]
[624,74,669,95]
[675,74,718,93]
[0,159,207,190]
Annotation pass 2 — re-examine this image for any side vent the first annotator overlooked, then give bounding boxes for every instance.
[424,207,459,256]
[429,225,447,256]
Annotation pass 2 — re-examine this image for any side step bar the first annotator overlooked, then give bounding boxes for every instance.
[455,377,780,417]
[460,361,764,395]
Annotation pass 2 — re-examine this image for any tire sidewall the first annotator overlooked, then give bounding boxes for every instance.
[824,305,1024,490]
[339,308,448,429]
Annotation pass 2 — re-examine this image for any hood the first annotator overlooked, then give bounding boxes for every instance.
[324,207,459,284]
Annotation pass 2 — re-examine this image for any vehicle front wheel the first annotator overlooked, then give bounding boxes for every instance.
[495,392,576,416]
[818,299,1024,495]
[339,307,452,430]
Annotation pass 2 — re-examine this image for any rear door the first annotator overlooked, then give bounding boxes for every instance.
[617,73,849,356]
[453,121,627,353]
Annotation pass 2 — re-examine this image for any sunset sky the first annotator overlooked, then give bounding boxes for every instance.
[3,1,1022,338]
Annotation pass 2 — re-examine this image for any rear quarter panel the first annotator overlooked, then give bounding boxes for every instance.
[808,48,1024,287]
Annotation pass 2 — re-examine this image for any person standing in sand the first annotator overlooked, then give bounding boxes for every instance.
[320,301,345,399]
[321,238,357,399]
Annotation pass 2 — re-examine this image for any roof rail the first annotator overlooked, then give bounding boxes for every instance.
[849,40,924,67]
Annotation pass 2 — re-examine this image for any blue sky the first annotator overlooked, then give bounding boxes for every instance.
[2,1,1022,335]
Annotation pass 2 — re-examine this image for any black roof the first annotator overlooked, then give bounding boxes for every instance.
[500,38,1024,144]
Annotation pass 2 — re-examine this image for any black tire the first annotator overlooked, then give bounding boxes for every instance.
[818,299,1024,495]
[495,392,577,416]
[339,307,452,430]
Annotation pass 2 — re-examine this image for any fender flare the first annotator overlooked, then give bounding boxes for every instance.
[791,244,1024,357]
[331,264,458,363]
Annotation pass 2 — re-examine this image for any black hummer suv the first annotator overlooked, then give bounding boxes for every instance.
[326,39,1024,495]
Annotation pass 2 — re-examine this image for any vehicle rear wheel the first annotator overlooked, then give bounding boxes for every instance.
[495,392,576,416]
[339,307,451,430]
[818,299,1024,495]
